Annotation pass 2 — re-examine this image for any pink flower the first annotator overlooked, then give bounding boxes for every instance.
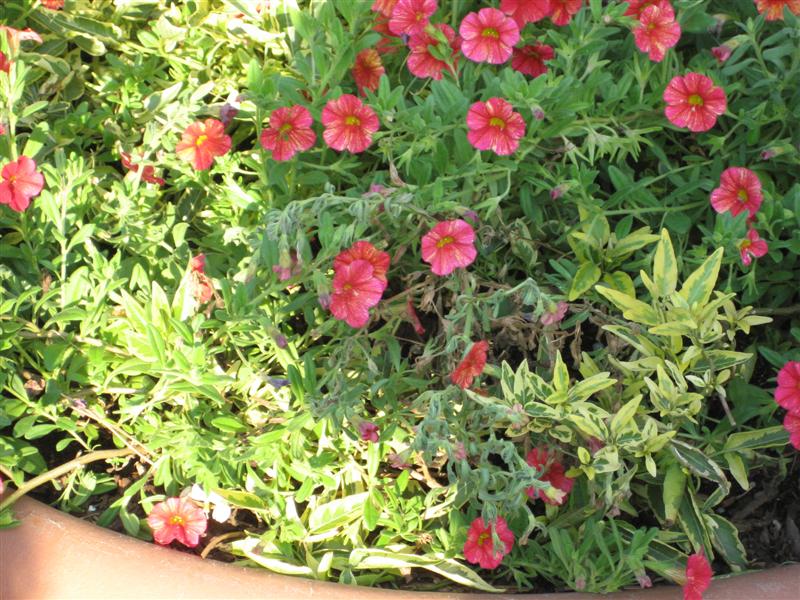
[259,105,317,162]
[421,219,477,276]
[451,341,489,389]
[711,45,732,63]
[463,516,515,569]
[500,0,552,27]
[466,97,526,156]
[0,50,10,74]
[633,2,681,63]
[755,0,800,21]
[624,0,658,18]
[188,254,214,304]
[683,551,712,600]
[322,95,380,153]
[709,167,762,218]
[738,229,768,266]
[359,421,380,442]
[175,119,232,171]
[511,43,554,78]
[525,448,574,506]
[330,259,386,328]
[334,241,390,287]
[389,0,438,36]
[663,72,727,132]
[540,301,568,326]
[146,497,208,548]
[784,412,800,450]
[120,152,165,186]
[0,156,45,212]
[459,8,520,64]
[352,48,385,94]
[775,361,800,413]
[549,0,583,25]
[407,24,459,80]
[189,254,206,273]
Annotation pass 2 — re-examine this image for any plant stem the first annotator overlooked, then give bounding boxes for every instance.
[0,449,134,511]
[754,304,800,316]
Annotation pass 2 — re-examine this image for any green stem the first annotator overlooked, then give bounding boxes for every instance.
[604,199,707,216]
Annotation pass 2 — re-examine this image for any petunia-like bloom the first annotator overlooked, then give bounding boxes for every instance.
[352,49,385,95]
[407,24,459,80]
[739,229,768,266]
[389,0,438,36]
[549,0,583,25]
[511,43,554,78]
[540,301,569,326]
[711,45,732,63]
[330,259,386,328]
[663,72,727,132]
[333,241,391,288]
[41,0,65,8]
[500,0,552,27]
[146,497,208,548]
[463,516,515,570]
[525,447,575,506]
[633,2,681,63]
[372,0,399,17]
[0,156,45,212]
[322,94,380,154]
[466,97,526,156]
[120,152,165,186]
[775,361,800,413]
[175,118,232,171]
[451,341,489,389]
[459,8,520,64]
[709,167,762,218]
[421,219,478,276]
[259,105,316,162]
[755,0,800,21]
[784,412,800,450]
[624,0,659,18]
[683,551,712,600]
[359,421,380,442]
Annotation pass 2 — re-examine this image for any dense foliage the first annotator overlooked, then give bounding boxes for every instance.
[1,0,799,594]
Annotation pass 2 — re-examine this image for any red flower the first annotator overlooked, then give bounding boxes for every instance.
[41,0,64,8]
[466,97,526,156]
[421,219,478,276]
[359,421,380,442]
[330,259,386,328]
[775,361,800,413]
[259,105,316,162]
[120,152,165,186]
[663,72,727,132]
[0,50,10,73]
[322,94,380,154]
[683,551,712,600]
[407,24,459,80]
[709,167,762,218]
[525,447,575,506]
[451,341,489,389]
[549,0,583,25]
[352,48,385,94]
[738,228,768,266]
[711,45,732,63]
[0,26,43,53]
[189,254,206,273]
[0,156,44,212]
[389,0,438,36]
[333,241,390,288]
[633,2,681,63]
[755,0,800,21]
[624,0,658,18]
[372,0,399,17]
[188,254,214,304]
[784,412,800,450]
[459,8,520,64]
[540,301,569,326]
[500,0,553,27]
[463,516,515,570]
[511,43,554,78]
[175,118,232,171]
[147,497,207,548]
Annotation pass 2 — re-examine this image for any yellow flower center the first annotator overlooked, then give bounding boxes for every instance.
[740,239,751,250]
[169,515,185,525]
[343,283,353,291]
[436,235,454,248]
[477,532,489,545]
[688,94,704,106]
[345,115,361,126]
[195,134,208,146]
[489,117,506,129]
[482,28,499,38]
[737,189,748,202]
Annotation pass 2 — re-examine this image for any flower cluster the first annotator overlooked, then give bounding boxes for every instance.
[775,361,800,450]
[330,241,390,328]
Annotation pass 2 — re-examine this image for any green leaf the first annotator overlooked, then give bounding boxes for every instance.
[721,426,789,453]
[602,271,635,297]
[704,514,747,570]
[724,452,749,491]
[610,395,641,436]
[233,538,313,575]
[568,262,601,301]
[662,463,685,523]
[552,352,569,392]
[308,492,368,534]
[678,248,723,307]
[669,440,729,495]
[210,416,248,433]
[595,285,660,326]
[653,229,678,297]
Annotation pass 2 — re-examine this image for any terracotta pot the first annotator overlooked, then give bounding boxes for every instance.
[1,497,799,599]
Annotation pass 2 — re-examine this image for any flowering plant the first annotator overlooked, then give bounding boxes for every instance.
[1,0,800,595]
